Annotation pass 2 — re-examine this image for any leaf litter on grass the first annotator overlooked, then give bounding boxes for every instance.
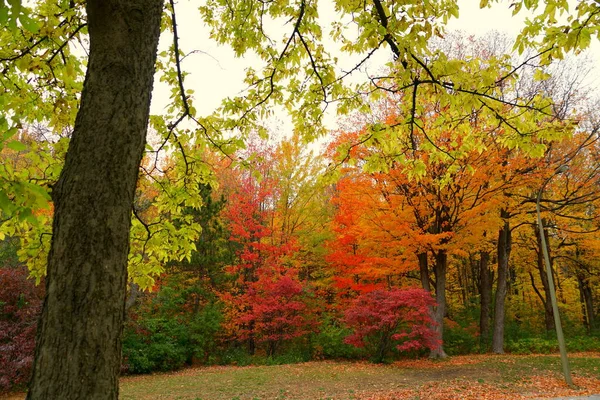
[4,353,600,399]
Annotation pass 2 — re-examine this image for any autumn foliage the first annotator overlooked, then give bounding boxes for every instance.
[344,288,438,362]
[0,267,43,392]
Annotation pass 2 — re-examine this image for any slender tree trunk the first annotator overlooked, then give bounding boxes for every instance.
[248,320,256,356]
[479,251,492,348]
[535,223,555,331]
[577,273,595,331]
[492,210,511,354]
[27,2,163,398]
[429,250,448,359]
[125,282,141,313]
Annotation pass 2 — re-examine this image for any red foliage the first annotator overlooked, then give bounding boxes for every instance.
[0,267,43,392]
[344,288,438,361]
[236,273,316,355]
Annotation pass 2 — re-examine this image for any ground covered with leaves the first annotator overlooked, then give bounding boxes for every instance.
[3,353,600,399]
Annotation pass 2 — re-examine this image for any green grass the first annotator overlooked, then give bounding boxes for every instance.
[3,354,599,399]
[118,353,600,399]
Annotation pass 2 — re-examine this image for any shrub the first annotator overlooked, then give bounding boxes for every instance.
[0,267,43,392]
[505,337,558,354]
[122,287,223,374]
[343,288,437,363]
[312,316,365,360]
[443,318,480,355]
[122,317,190,373]
[505,334,600,354]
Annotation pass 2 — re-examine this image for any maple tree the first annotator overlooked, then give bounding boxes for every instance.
[344,288,438,363]
[217,139,321,357]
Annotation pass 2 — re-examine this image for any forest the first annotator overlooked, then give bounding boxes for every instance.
[1,0,600,398]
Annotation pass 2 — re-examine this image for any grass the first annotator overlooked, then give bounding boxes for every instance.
[117,353,600,399]
[3,353,600,399]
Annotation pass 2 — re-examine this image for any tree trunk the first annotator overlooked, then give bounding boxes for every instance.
[27,2,163,399]
[492,210,511,354]
[479,251,492,349]
[429,250,448,359]
[418,252,431,292]
[125,282,141,313]
[535,223,555,332]
[577,273,595,331]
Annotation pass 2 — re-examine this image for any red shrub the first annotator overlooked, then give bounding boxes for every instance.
[0,267,43,392]
[344,288,438,362]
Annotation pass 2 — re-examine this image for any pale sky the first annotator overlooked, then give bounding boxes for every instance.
[150,0,599,136]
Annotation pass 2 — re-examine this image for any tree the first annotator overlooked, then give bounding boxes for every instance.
[1,0,597,397]
[343,288,437,363]
[25,2,164,398]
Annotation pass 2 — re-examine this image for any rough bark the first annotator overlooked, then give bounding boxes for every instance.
[429,250,448,359]
[27,1,163,398]
[479,251,492,348]
[492,210,511,354]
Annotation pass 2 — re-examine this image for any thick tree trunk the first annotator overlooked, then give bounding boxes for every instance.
[534,223,556,332]
[27,2,163,399]
[429,250,448,359]
[479,251,492,348]
[492,210,511,354]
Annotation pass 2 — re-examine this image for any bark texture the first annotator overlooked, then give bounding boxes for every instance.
[27,1,163,398]
[492,209,511,354]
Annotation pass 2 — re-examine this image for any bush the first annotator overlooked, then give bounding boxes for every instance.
[122,317,190,373]
[122,288,223,374]
[506,334,600,354]
[312,316,365,360]
[443,319,480,355]
[505,337,557,354]
[566,334,600,352]
[218,346,254,366]
[0,267,43,392]
[343,288,437,363]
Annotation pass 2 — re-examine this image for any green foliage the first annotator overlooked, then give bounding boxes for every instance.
[122,317,190,373]
[0,235,19,268]
[218,346,255,367]
[312,316,366,360]
[443,320,481,356]
[512,0,600,60]
[506,334,600,354]
[122,279,223,374]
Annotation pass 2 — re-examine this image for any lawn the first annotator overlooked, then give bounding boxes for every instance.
[4,353,600,399]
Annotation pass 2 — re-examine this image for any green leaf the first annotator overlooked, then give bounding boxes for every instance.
[0,191,13,213]
[19,13,39,33]
[6,140,26,151]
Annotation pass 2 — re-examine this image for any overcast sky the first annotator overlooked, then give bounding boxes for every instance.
[150,0,599,136]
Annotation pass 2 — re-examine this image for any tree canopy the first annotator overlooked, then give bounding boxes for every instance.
[0,0,599,398]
